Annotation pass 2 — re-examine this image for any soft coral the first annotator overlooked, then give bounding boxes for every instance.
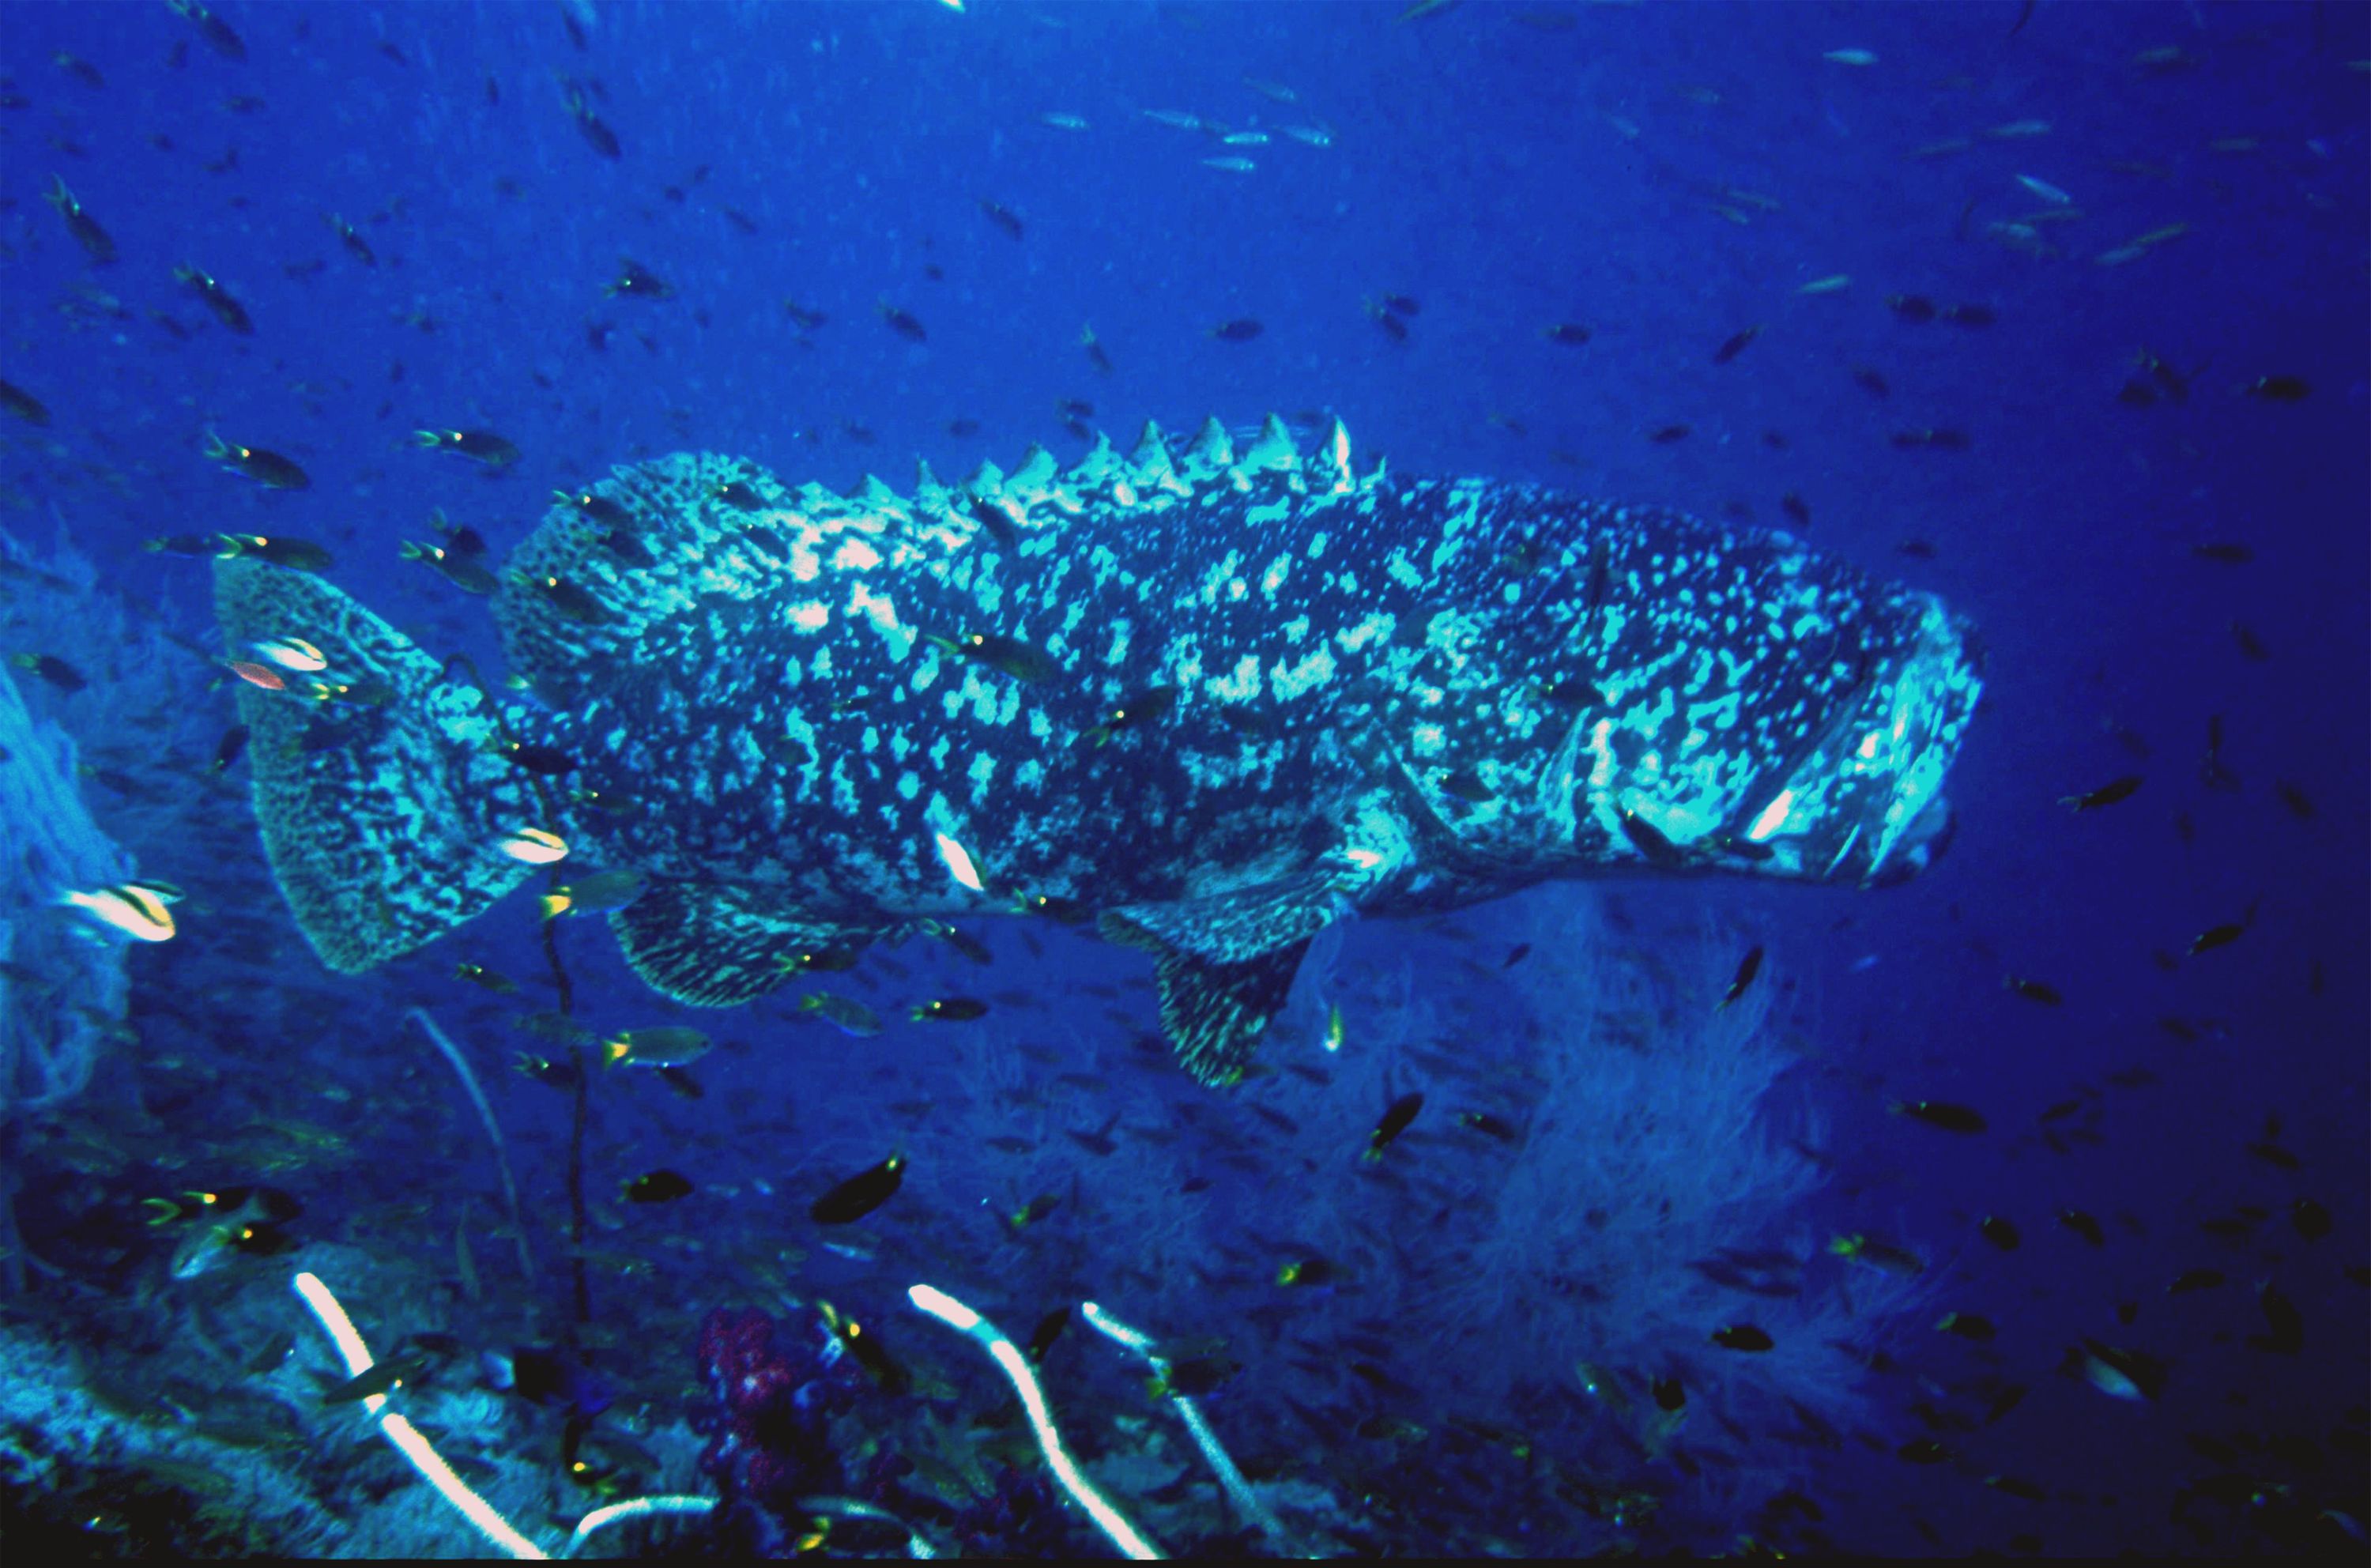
[694,1307,860,1553]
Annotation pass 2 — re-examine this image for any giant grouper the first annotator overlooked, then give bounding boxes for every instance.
[213,416,1982,1084]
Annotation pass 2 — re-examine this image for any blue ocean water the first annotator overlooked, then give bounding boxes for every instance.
[0,0,2363,1557]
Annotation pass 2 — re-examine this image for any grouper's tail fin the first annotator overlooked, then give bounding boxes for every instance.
[214,557,538,974]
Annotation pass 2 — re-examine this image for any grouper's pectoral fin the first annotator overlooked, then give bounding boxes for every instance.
[609,881,854,1008]
[1100,871,1344,1086]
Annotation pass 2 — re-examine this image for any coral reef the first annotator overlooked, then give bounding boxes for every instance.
[0,552,142,1290]
[0,656,130,1121]
[2,1238,718,1557]
[694,1305,866,1553]
[945,1465,1078,1557]
[691,1295,1144,1557]
[1436,897,1837,1406]
[1206,883,1920,1552]
[0,522,248,1132]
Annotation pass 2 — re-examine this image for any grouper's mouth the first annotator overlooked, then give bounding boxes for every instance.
[1737,594,1984,888]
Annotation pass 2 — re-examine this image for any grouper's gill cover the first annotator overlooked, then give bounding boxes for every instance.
[214,415,1982,1085]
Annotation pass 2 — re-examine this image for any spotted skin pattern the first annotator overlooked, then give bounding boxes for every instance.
[217,416,1981,1082]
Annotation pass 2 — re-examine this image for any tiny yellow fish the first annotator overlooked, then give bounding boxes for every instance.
[251,636,327,673]
[401,540,500,596]
[539,869,647,919]
[602,1027,711,1069]
[62,882,176,943]
[455,962,518,993]
[1829,1232,1924,1276]
[1796,274,1851,295]
[411,428,522,467]
[1276,1255,1340,1287]
[1823,47,1879,66]
[1006,1193,1061,1231]
[496,827,569,865]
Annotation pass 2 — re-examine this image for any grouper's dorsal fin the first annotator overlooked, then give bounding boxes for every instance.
[1067,430,1121,494]
[1103,925,1313,1088]
[1099,871,1343,1085]
[213,556,537,973]
[609,880,852,1008]
[1237,413,1299,475]
[1179,416,1235,483]
[1126,422,1183,496]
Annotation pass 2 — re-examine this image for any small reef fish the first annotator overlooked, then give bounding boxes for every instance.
[2060,775,2141,811]
[1890,1100,1986,1133]
[205,435,310,491]
[45,177,115,264]
[799,992,884,1037]
[623,1168,694,1204]
[413,429,522,467]
[0,379,51,425]
[175,266,254,333]
[1718,945,1763,1008]
[602,1026,711,1069]
[62,882,178,942]
[810,1155,904,1224]
[496,827,569,865]
[1364,1091,1423,1160]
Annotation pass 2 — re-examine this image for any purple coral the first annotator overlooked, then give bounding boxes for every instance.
[695,1306,861,1554]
